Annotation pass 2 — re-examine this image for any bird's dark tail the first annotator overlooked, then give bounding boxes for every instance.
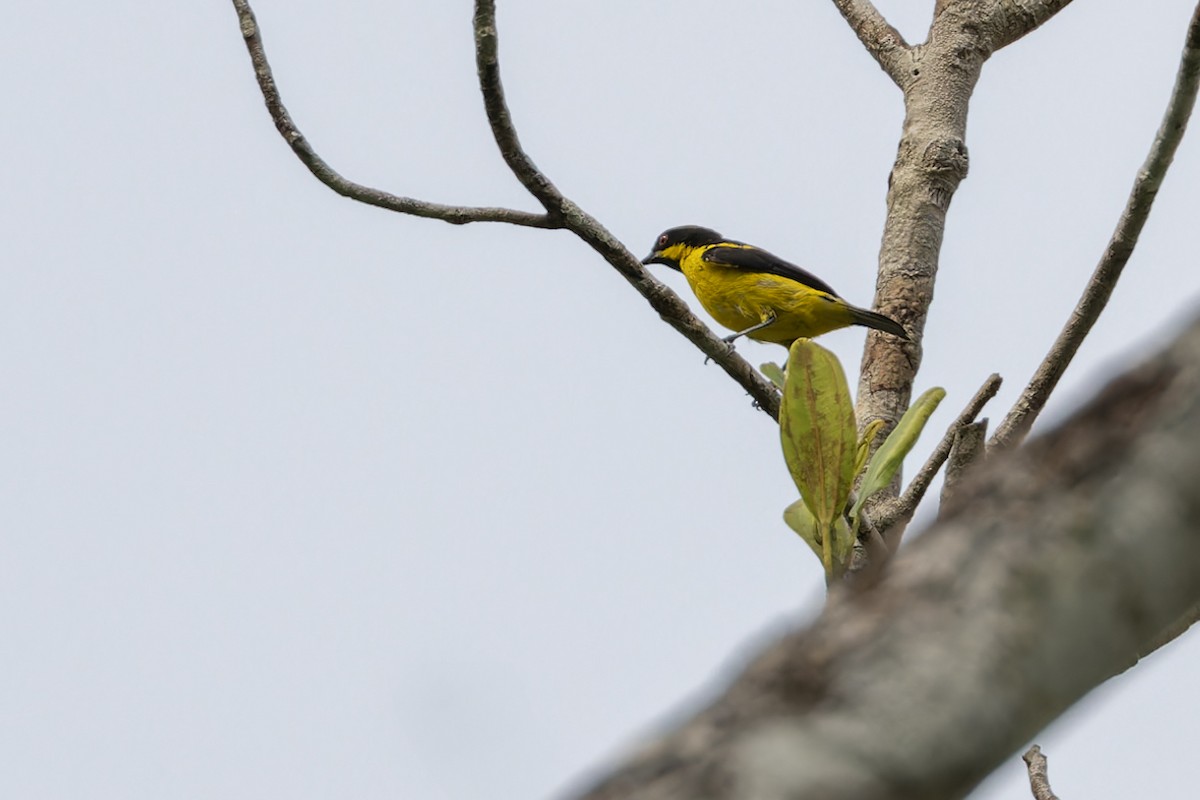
[849,306,909,340]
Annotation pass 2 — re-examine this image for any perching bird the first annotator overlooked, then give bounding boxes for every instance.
[642,225,907,346]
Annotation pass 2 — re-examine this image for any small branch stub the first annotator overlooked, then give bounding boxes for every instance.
[1022,745,1061,800]
[939,418,987,514]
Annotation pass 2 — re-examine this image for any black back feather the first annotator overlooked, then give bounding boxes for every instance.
[701,245,841,297]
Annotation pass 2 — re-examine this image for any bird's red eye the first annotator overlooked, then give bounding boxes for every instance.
[658,234,668,246]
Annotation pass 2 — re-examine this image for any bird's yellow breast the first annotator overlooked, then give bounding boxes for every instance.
[678,248,855,345]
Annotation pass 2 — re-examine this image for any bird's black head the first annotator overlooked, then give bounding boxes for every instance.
[641,225,724,270]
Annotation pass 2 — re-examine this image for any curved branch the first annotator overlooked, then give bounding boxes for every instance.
[574,312,1200,800]
[230,0,559,228]
[829,0,912,86]
[991,2,1200,450]
[472,0,782,416]
[472,0,567,216]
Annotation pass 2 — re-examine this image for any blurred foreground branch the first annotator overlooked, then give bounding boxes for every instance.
[574,312,1200,800]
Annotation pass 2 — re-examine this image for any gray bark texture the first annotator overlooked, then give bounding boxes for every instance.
[573,312,1200,800]
[853,0,1076,441]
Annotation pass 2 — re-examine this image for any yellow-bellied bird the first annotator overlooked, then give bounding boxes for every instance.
[642,226,907,347]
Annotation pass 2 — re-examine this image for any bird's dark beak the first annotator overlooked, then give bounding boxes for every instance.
[643,253,681,271]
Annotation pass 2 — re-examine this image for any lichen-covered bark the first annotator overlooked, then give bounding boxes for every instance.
[855,3,988,437]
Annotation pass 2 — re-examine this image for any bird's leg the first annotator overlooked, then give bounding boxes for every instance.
[722,311,777,344]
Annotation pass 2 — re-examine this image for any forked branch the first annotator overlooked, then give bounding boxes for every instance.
[470,0,780,415]
[829,0,911,85]
[832,0,1079,461]
[231,0,559,229]
[991,2,1200,450]
[231,0,781,416]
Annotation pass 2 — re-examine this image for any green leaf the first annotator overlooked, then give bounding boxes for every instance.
[780,340,856,527]
[855,418,886,477]
[786,499,856,583]
[779,339,858,576]
[829,517,854,577]
[783,499,823,561]
[760,362,786,389]
[851,386,947,521]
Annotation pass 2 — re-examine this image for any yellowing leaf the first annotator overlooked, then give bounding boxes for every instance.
[760,362,786,390]
[779,340,858,581]
[786,499,856,583]
[780,340,857,527]
[783,499,823,561]
[855,418,886,477]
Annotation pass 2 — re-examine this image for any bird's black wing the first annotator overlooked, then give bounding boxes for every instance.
[702,245,841,297]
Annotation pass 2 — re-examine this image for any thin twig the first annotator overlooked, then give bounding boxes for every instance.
[829,0,911,86]
[1022,746,1061,800]
[991,2,1200,450]
[472,0,567,213]
[230,0,560,229]
[471,0,782,416]
[873,373,1002,537]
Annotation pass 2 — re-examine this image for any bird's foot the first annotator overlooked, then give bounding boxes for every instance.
[704,339,737,364]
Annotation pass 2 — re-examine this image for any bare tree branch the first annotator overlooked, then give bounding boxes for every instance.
[853,3,984,453]
[939,418,987,512]
[1022,746,1061,800]
[871,373,1001,540]
[472,0,566,215]
[470,0,781,417]
[991,2,1200,450]
[574,313,1200,800]
[231,0,781,416]
[829,0,912,85]
[853,1,1079,465]
[989,0,1079,52]
[230,0,560,229]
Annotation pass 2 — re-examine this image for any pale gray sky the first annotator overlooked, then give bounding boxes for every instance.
[2,1,1198,798]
